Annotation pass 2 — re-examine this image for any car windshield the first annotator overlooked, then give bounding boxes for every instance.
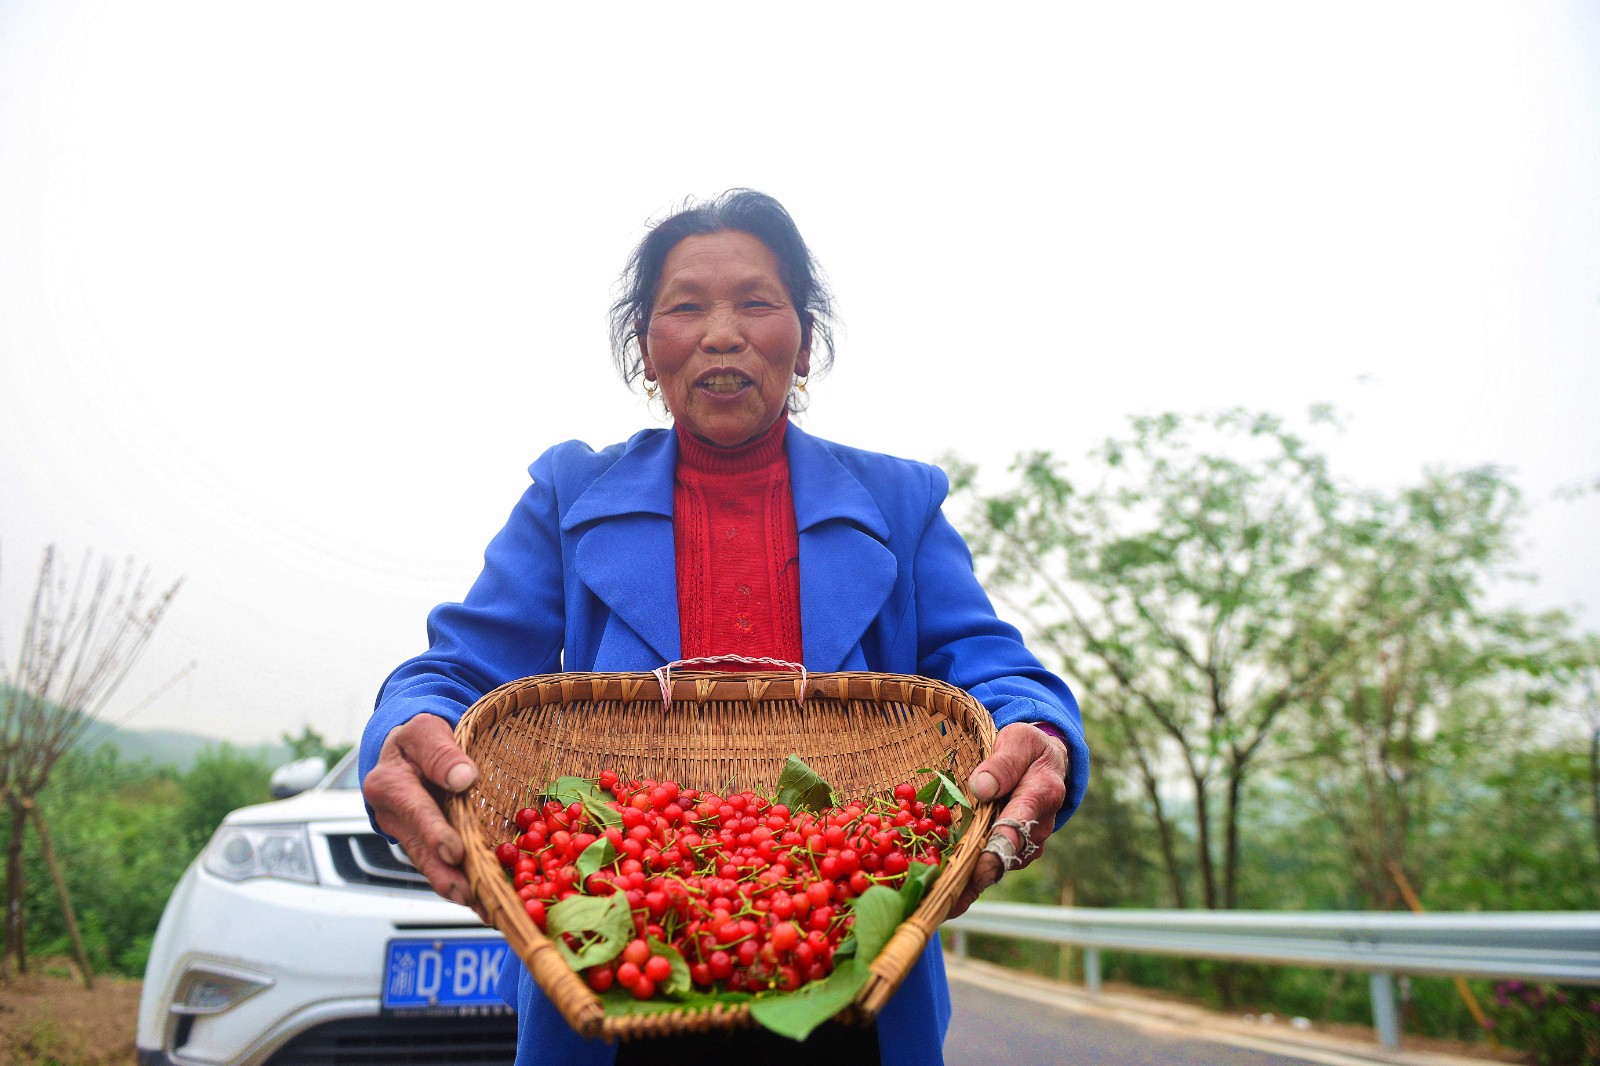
[327,751,360,790]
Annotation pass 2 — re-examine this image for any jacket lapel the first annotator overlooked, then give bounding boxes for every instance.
[566,431,682,665]
[786,425,896,672]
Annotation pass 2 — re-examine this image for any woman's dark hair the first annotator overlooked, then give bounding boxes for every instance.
[609,189,837,409]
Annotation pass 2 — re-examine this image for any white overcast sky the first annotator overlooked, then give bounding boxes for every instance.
[2,2,1597,747]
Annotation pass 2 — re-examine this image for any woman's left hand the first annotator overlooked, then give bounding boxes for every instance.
[946,722,1070,919]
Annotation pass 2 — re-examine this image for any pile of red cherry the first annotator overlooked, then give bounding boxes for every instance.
[494,770,955,1000]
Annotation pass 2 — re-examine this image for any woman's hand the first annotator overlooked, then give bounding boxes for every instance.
[946,722,1070,919]
[361,714,482,914]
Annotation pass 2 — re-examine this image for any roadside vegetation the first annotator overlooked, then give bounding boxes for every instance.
[0,726,348,980]
[948,407,1600,1064]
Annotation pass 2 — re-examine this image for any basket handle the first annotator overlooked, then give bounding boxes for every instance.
[652,655,807,710]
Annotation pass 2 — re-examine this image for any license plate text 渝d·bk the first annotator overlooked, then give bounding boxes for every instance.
[383,937,510,1015]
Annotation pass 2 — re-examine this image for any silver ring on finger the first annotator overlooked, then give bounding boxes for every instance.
[992,817,1042,862]
[982,828,1024,878]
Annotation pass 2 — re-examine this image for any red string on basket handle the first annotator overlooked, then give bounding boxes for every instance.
[652,655,808,711]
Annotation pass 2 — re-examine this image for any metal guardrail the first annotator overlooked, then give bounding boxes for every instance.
[944,904,1600,1049]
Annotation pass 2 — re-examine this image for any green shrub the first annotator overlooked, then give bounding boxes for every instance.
[1493,982,1600,1065]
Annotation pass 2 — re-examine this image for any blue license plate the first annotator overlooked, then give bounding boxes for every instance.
[382,937,510,1013]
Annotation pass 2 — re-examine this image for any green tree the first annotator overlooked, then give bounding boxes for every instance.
[6,745,191,976]
[0,743,281,979]
[951,410,1572,914]
[1424,632,1600,912]
[281,725,352,766]
[1434,743,1600,910]
[1558,634,1600,877]
[950,407,1594,1036]
[179,745,272,848]
[950,409,1355,911]
[1270,467,1561,909]
[1,548,181,982]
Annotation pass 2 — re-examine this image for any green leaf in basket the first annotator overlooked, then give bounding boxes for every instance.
[837,861,943,961]
[645,937,692,999]
[575,837,618,880]
[774,755,834,813]
[899,860,942,914]
[546,775,596,803]
[581,795,623,830]
[545,892,633,971]
[748,958,871,1042]
[850,884,909,965]
[546,775,623,829]
[914,767,970,810]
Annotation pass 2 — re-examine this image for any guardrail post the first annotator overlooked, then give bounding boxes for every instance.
[951,928,968,959]
[1369,971,1400,1049]
[1084,948,1102,993]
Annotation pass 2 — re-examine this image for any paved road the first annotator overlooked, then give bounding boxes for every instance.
[945,973,1328,1066]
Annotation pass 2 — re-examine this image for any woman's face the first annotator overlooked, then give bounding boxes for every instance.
[640,230,810,448]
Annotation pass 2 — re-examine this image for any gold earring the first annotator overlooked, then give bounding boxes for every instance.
[795,376,809,393]
[644,381,658,400]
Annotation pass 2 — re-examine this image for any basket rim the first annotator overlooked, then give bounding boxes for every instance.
[445,668,998,1041]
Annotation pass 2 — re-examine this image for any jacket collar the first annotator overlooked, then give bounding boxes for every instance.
[785,424,891,540]
[560,423,892,534]
[567,423,895,671]
[561,428,676,530]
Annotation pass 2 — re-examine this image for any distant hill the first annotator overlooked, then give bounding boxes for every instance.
[4,684,295,772]
[76,724,292,773]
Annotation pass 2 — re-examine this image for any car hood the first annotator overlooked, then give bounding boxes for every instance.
[224,786,370,826]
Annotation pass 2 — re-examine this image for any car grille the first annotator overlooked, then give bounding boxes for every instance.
[266,1013,518,1065]
[327,832,435,891]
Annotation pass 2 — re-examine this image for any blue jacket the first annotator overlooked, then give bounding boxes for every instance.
[361,423,1089,1065]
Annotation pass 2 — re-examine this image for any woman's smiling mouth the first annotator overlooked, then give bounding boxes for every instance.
[698,372,752,395]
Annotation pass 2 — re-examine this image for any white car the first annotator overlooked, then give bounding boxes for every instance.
[137,752,517,1065]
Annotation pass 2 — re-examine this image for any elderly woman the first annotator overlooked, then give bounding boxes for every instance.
[360,190,1090,1066]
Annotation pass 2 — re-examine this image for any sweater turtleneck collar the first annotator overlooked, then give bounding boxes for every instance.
[673,414,789,476]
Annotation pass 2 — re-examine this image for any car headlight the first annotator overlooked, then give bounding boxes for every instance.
[202,823,317,883]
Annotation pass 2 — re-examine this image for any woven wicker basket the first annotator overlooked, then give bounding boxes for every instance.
[446,668,997,1042]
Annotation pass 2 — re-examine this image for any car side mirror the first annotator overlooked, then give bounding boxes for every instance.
[270,756,329,799]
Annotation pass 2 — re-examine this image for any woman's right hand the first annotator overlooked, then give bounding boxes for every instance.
[360,713,482,914]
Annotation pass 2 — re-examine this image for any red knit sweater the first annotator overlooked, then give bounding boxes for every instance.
[673,417,803,666]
